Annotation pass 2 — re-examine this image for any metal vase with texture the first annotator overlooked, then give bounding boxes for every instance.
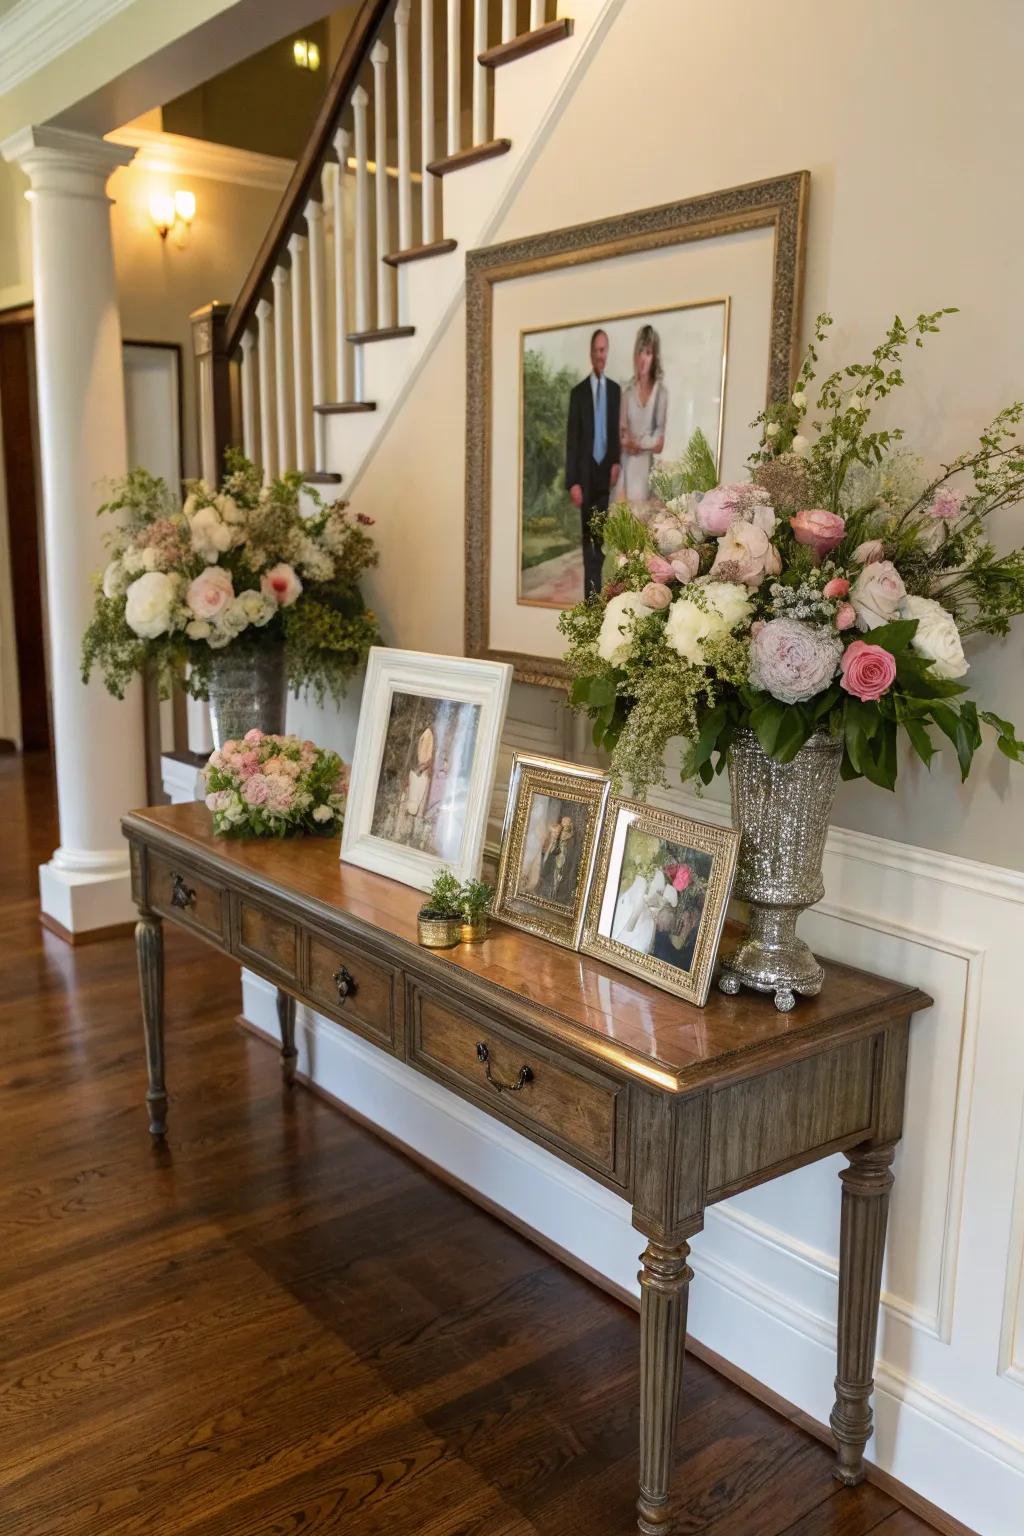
[206,643,287,749]
[719,728,841,1012]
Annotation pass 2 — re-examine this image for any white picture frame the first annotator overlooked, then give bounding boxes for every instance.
[341,647,513,892]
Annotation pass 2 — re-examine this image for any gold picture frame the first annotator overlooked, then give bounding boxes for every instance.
[465,170,810,686]
[493,753,610,950]
[580,797,740,1007]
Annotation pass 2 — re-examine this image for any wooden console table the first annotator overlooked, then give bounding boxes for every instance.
[123,803,931,1535]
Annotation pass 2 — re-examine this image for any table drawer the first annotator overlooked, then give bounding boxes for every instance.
[408,984,625,1181]
[148,853,225,942]
[235,898,299,982]
[305,933,398,1051]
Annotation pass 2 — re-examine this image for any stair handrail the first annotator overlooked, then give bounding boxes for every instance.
[223,0,394,358]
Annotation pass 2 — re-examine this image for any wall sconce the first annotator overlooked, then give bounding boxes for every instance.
[150,189,196,246]
[293,38,321,70]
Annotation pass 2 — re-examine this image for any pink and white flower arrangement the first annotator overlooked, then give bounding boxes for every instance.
[561,308,1024,794]
[83,455,382,708]
[203,729,350,838]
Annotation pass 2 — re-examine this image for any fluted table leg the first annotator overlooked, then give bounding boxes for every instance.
[830,1141,896,1485]
[135,906,166,1137]
[277,988,297,1086]
[637,1238,692,1534]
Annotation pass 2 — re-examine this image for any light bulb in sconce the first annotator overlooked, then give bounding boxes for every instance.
[174,190,196,225]
[292,37,320,70]
[149,192,176,238]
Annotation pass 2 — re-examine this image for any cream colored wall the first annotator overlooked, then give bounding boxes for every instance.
[350,0,1024,871]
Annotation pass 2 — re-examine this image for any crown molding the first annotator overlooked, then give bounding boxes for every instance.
[104,125,295,191]
[0,0,137,96]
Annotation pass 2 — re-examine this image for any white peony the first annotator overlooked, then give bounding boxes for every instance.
[229,590,276,629]
[215,493,245,526]
[186,619,212,640]
[791,434,810,458]
[190,504,232,562]
[792,390,807,410]
[665,580,752,666]
[312,804,335,824]
[900,594,968,679]
[597,591,651,667]
[764,421,780,439]
[102,559,126,598]
[122,548,146,576]
[124,571,178,639]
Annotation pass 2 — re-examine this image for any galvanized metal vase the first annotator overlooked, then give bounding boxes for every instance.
[718,728,842,1012]
[206,644,287,749]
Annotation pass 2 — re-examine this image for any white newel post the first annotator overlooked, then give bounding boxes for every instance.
[239,329,258,463]
[394,0,413,253]
[420,0,436,243]
[0,126,146,935]
[370,40,393,329]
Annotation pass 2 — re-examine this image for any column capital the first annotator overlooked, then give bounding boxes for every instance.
[1,125,134,198]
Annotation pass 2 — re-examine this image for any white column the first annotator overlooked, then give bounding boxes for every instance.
[328,133,352,399]
[352,86,371,338]
[370,40,393,329]
[305,196,328,470]
[287,232,311,469]
[502,0,517,41]
[239,329,258,463]
[271,264,293,469]
[472,0,488,143]
[447,0,462,156]
[256,298,276,480]
[420,0,437,242]
[530,0,544,27]
[0,126,145,934]
[394,0,413,252]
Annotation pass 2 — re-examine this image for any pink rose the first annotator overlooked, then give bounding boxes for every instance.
[266,776,295,813]
[205,789,231,812]
[925,488,965,520]
[852,539,884,565]
[696,485,743,536]
[186,565,234,621]
[790,508,846,562]
[835,602,857,631]
[670,549,700,585]
[645,553,675,582]
[244,728,264,744]
[243,773,271,806]
[260,562,303,607]
[664,862,691,892]
[849,560,906,631]
[840,640,897,702]
[823,577,849,599]
[640,581,673,610]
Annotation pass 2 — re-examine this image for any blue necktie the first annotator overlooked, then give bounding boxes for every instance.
[593,377,606,464]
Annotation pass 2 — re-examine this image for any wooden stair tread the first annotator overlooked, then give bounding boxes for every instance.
[479,18,574,68]
[427,139,512,177]
[383,239,458,267]
[313,401,377,415]
[346,325,416,343]
[301,471,343,484]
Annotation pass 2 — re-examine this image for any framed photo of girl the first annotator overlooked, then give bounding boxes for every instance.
[464,171,809,687]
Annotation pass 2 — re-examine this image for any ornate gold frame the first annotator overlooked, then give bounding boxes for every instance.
[465,170,810,685]
[492,753,610,950]
[580,796,740,1007]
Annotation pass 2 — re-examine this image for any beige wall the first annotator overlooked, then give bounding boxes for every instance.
[350,0,1024,871]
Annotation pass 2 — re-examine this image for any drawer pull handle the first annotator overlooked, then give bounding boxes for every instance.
[333,965,357,1002]
[170,874,196,911]
[475,1041,533,1094]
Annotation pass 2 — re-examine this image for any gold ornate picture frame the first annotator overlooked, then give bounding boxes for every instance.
[464,171,810,686]
[492,753,610,950]
[581,797,740,1007]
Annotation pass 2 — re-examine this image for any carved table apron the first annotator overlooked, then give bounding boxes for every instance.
[123,803,932,1536]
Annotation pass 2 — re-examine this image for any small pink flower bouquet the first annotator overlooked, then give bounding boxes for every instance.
[202,729,349,838]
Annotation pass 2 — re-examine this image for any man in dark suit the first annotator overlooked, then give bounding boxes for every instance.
[565,329,621,595]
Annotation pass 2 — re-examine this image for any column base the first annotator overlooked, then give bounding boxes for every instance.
[39,857,136,938]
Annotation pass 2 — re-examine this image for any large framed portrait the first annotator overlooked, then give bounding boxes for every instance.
[341,648,512,891]
[581,798,740,1007]
[492,753,610,950]
[465,171,809,685]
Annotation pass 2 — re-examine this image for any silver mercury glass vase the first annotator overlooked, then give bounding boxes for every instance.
[206,644,287,750]
[718,728,842,1012]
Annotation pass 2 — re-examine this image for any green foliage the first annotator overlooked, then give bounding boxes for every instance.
[521,348,576,523]
[459,878,493,921]
[421,868,464,919]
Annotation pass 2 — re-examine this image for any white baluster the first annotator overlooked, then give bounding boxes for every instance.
[288,233,311,471]
[502,0,516,41]
[420,0,436,242]
[394,0,413,252]
[370,40,393,328]
[239,329,258,463]
[446,0,462,156]
[256,298,276,480]
[530,0,544,27]
[328,136,351,399]
[271,264,293,469]
[352,85,371,343]
[305,197,328,470]
[472,0,488,144]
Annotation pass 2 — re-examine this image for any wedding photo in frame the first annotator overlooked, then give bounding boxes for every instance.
[492,754,610,951]
[581,798,740,1007]
[340,648,512,892]
[465,171,809,686]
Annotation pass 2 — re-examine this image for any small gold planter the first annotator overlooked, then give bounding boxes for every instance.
[460,917,489,943]
[417,912,462,949]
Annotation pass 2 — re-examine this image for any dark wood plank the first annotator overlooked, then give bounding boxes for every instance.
[383,238,458,267]
[346,325,416,343]
[301,470,343,484]
[427,139,513,176]
[480,18,575,67]
[313,400,378,414]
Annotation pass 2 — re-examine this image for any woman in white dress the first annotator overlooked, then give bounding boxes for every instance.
[618,324,669,505]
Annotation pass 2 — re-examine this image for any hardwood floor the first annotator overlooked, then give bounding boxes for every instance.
[0,754,940,1536]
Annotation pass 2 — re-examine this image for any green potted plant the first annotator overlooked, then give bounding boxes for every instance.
[459,878,493,943]
[417,869,464,949]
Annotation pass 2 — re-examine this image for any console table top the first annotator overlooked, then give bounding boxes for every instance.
[125,802,931,1094]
